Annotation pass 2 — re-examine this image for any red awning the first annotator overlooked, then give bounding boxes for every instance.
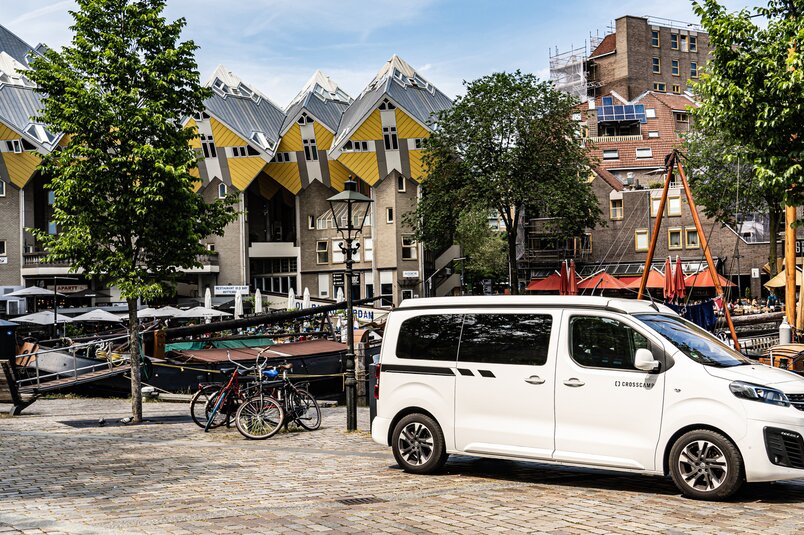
[626,269,667,289]
[526,273,562,292]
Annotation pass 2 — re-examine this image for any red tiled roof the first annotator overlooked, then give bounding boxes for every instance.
[648,92,697,112]
[589,34,616,59]
[594,168,624,191]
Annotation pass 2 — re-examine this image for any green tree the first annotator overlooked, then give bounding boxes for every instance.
[410,71,601,293]
[454,208,508,286]
[684,128,784,274]
[693,0,804,205]
[28,0,237,422]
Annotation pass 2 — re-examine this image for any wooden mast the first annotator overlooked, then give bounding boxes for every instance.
[637,150,740,350]
[785,205,796,329]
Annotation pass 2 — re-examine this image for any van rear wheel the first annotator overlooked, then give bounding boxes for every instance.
[392,413,448,474]
[669,429,743,500]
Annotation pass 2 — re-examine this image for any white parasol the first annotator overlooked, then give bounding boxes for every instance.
[174,306,232,319]
[287,287,296,311]
[13,310,73,325]
[71,309,125,323]
[254,288,263,314]
[234,290,243,319]
[302,287,311,309]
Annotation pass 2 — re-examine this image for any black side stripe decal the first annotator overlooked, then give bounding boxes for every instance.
[458,368,474,376]
[382,364,455,376]
[478,370,495,378]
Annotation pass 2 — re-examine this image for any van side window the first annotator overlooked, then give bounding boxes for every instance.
[569,316,648,370]
[458,314,552,366]
[396,314,463,361]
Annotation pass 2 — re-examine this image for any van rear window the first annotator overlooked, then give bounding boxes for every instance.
[396,314,463,361]
[459,314,552,366]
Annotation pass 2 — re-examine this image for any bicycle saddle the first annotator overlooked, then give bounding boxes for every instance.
[219,366,236,374]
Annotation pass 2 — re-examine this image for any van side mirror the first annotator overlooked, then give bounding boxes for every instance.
[634,348,660,372]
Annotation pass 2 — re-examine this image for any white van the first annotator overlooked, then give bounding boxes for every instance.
[371,296,804,500]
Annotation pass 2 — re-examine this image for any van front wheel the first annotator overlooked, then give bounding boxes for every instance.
[392,413,448,474]
[669,429,743,500]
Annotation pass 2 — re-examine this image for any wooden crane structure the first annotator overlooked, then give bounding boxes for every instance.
[636,149,740,350]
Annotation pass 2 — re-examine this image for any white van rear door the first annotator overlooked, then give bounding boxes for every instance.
[554,312,665,471]
[453,309,558,459]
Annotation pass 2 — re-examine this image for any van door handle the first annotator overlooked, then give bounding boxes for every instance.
[525,375,545,385]
[563,378,585,387]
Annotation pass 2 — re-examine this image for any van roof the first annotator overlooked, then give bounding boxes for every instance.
[396,295,675,315]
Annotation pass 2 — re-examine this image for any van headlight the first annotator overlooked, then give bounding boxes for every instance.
[729,381,791,407]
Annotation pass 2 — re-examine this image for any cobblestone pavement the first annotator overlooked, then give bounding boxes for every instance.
[1,398,803,534]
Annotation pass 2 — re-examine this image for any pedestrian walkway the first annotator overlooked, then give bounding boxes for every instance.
[1,398,802,534]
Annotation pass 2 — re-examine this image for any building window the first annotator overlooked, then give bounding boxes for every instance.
[603,149,619,160]
[635,229,649,252]
[648,131,660,138]
[386,207,394,223]
[0,240,5,256]
[610,199,623,220]
[680,35,688,52]
[653,82,666,92]
[364,238,373,262]
[671,59,680,76]
[378,98,396,111]
[343,140,371,152]
[303,138,318,161]
[668,228,683,250]
[412,138,424,149]
[650,197,662,217]
[383,126,399,150]
[686,228,700,249]
[331,239,358,263]
[200,133,217,158]
[690,35,698,52]
[48,221,57,235]
[646,108,657,119]
[316,241,328,264]
[690,62,698,78]
[0,180,5,197]
[397,175,406,192]
[672,84,682,94]
[271,152,291,163]
[4,140,22,153]
[401,235,417,260]
[651,30,660,47]
[206,243,215,252]
[636,147,653,159]
[307,215,315,230]
[218,183,227,198]
[675,112,689,123]
[671,33,679,50]
[231,146,248,157]
[668,196,682,216]
[652,57,661,74]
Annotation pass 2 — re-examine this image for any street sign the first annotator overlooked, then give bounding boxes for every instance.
[751,268,760,279]
[332,272,360,286]
[402,270,419,278]
[796,239,804,256]
[214,285,250,296]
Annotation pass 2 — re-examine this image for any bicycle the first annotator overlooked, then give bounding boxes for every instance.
[202,351,279,432]
[235,362,321,439]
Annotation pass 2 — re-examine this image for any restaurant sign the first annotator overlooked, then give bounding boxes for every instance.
[214,285,250,296]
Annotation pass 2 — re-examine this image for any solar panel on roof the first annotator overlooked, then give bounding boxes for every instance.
[601,96,613,106]
[597,102,648,124]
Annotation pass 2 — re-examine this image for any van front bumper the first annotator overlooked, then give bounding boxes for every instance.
[742,416,804,482]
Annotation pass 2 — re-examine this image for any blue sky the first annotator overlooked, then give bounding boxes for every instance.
[4,0,762,106]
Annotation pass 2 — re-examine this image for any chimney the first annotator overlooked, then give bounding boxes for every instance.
[587,98,598,137]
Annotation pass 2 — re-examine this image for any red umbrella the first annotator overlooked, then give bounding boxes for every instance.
[559,261,569,296]
[684,271,736,288]
[663,257,675,300]
[626,268,667,289]
[578,271,628,290]
[674,256,686,300]
[526,273,563,292]
[568,260,578,296]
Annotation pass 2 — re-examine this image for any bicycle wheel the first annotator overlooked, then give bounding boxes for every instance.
[190,384,221,428]
[291,389,321,431]
[204,388,231,431]
[235,396,284,440]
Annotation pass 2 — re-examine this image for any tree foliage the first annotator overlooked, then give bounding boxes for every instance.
[684,128,783,273]
[409,71,601,293]
[28,0,237,421]
[693,0,804,205]
[454,208,508,283]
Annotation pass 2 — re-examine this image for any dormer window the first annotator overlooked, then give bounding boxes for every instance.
[298,113,314,125]
[24,124,56,145]
[378,98,396,111]
[250,131,271,150]
[192,111,210,122]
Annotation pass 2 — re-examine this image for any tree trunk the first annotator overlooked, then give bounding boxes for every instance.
[768,206,780,276]
[127,297,142,423]
[507,225,520,295]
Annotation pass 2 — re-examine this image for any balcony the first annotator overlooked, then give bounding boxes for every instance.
[585,135,644,144]
[248,241,299,258]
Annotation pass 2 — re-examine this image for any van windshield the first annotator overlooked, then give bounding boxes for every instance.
[634,313,753,367]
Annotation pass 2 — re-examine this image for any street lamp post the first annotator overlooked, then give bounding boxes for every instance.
[327,178,373,431]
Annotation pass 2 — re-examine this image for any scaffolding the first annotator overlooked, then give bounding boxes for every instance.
[549,35,602,103]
